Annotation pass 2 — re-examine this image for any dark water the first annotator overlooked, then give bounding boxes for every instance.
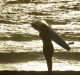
[0,0,80,71]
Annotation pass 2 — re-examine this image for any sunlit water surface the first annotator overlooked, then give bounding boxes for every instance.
[0,24,80,71]
[0,0,80,71]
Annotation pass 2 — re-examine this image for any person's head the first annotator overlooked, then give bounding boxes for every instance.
[31,20,49,32]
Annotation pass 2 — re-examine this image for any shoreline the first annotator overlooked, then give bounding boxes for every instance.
[0,71,80,75]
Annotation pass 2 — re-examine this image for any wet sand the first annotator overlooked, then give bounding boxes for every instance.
[0,71,80,75]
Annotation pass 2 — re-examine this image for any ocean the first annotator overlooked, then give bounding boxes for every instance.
[0,0,80,71]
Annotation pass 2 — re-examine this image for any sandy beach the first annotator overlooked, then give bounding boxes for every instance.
[0,71,80,75]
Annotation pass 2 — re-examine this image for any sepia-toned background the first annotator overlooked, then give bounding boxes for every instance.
[0,0,80,71]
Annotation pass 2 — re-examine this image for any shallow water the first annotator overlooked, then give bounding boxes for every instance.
[0,0,80,71]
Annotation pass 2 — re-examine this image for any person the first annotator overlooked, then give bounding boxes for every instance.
[31,20,70,72]
[39,26,53,72]
[31,20,53,71]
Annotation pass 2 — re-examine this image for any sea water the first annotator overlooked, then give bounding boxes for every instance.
[0,0,80,71]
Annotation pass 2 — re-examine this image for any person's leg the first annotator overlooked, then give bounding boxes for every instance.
[46,57,52,72]
[43,48,53,72]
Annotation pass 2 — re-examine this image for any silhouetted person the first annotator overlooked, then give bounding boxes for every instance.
[39,26,53,72]
[31,20,70,72]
